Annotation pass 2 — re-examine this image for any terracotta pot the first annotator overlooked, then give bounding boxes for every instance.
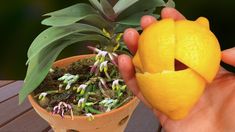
[28,55,139,132]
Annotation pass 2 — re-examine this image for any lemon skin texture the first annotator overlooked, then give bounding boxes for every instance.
[133,17,221,120]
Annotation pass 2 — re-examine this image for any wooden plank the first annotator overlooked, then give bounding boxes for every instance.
[0,96,32,127]
[0,80,15,87]
[0,109,50,131]
[0,81,23,103]
[125,102,159,132]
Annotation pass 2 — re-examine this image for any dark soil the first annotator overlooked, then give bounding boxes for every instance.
[33,57,133,116]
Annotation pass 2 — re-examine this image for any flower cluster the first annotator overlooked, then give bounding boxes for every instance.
[58,73,79,90]
[99,98,118,112]
[88,46,118,79]
[37,46,132,121]
[52,102,73,119]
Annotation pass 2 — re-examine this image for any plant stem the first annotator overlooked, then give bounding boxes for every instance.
[84,85,93,102]
[87,106,102,114]
[104,71,111,80]
[34,90,61,98]
[98,82,110,98]
[110,69,116,77]
[113,97,132,109]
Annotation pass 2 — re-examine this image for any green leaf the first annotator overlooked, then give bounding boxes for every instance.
[27,23,104,64]
[41,3,106,27]
[117,0,165,20]
[116,8,156,26]
[113,0,139,15]
[89,0,105,14]
[100,0,116,21]
[165,0,175,8]
[19,34,108,104]
[43,3,95,17]
[79,14,112,29]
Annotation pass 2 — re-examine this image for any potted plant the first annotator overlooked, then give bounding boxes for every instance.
[19,0,174,131]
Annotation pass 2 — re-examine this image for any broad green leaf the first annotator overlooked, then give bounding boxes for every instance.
[41,3,104,27]
[79,14,112,29]
[117,0,165,20]
[43,3,95,17]
[42,14,109,28]
[113,0,139,15]
[100,0,116,21]
[165,0,175,8]
[27,23,104,64]
[89,0,105,14]
[116,8,156,26]
[19,34,108,104]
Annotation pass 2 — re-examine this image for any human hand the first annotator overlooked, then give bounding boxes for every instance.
[118,7,235,132]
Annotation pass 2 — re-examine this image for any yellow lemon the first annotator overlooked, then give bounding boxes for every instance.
[133,17,221,120]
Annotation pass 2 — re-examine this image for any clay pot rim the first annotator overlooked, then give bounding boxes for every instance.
[28,54,139,120]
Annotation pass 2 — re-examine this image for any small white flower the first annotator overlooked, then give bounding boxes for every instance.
[77,84,87,93]
[99,98,118,112]
[86,113,94,121]
[58,73,70,81]
[58,73,79,90]
[77,98,85,107]
[59,84,63,88]
[108,53,117,66]
[90,60,100,73]
[106,107,111,112]
[108,53,115,61]
[112,53,118,57]
[52,102,72,118]
[49,68,54,73]
[65,82,72,90]
[79,84,88,90]
[99,77,108,89]
[39,92,47,100]
[87,46,101,53]
[58,102,67,108]
[112,79,119,89]
[94,60,99,66]
[97,51,108,57]
[96,51,108,62]
[112,79,123,90]
[71,75,79,82]
[99,61,108,72]
[100,98,113,106]
[66,75,75,81]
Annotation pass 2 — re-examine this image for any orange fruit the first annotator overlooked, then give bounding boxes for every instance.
[133,17,221,120]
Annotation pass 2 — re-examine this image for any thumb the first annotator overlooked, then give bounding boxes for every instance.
[222,47,235,67]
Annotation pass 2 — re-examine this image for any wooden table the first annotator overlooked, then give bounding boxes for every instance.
[0,81,161,132]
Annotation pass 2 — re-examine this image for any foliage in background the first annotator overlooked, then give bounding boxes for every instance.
[19,0,175,103]
[1,0,235,79]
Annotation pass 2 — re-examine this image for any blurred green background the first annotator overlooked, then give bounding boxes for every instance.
[1,0,235,79]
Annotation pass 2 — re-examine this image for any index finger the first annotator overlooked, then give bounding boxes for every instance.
[161,7,186,20]
[123,16,157,55]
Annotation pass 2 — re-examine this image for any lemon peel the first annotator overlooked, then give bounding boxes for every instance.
[133,17,221,120]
